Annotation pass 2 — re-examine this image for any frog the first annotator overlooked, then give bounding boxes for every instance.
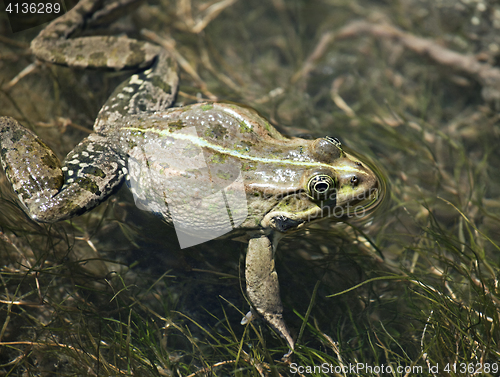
[0,0,381,354]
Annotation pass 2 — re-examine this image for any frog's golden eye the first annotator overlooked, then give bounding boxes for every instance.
[307,173,336,200]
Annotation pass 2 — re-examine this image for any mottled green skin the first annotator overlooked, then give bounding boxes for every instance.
[110,103,379,238]
[0,0,381,355]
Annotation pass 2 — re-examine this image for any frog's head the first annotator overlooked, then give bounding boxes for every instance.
[260,137,380,233]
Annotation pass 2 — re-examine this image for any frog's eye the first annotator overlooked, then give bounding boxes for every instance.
[307,172,336,200]
[311,137,345,162]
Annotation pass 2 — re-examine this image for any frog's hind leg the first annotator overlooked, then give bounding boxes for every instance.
[94,52,179,131]
[0,117,126,223]
[31,0,160,71]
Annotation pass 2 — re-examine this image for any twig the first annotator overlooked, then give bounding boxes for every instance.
[2,63,38,91]
[335,20,500,104]
[292,31,334,83]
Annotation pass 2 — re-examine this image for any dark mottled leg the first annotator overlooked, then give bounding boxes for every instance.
[30,0,161,70]
[0,117,125,222]
[94,52,179,131]
[246,235,295,351]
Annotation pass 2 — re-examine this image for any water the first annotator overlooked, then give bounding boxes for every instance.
[1,0,499,374]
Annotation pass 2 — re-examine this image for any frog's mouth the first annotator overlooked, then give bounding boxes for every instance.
[261,181,380,233]
[259,191,323,233]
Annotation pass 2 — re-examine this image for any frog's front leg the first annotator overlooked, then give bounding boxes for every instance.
[246,235,295,352]
[0,117,126,222]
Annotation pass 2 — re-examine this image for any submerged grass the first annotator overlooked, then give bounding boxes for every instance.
[1,0,500,375]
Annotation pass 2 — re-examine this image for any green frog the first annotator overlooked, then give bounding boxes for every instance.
[0,0,381,353]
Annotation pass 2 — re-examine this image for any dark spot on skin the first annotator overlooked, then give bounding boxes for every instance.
[126,42,147,68]
[128,140,138,150]
[41,153,60,170]
[51,50,68,64]
[10,129,25,143]
[18,188,31,200]
[82,166,106,178]
[90,143,108,152]
[89,51,107,66]
[151,76,171,94]
[48,175,64,189]
[141,93,155,103]
[210,153,227,164]
[76,177,101,195]
[168,120,185,131]
[158,162,170,172]
[205,123,227,139]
